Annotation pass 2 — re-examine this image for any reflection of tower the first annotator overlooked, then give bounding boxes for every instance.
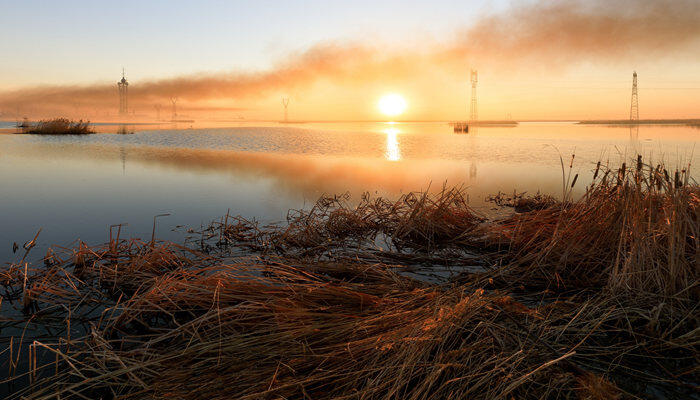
[282,97,290,123]
[119,145,126,175]
[118,69,129,116]
[630,71,639,122]
[170,97,178,121]
[469,70,478,122]
[467,133,478,179]
[630,72,639,140]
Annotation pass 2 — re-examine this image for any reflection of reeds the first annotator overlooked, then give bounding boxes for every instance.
[1,158,697,399]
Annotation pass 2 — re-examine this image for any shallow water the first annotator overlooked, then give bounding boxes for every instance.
[0,121,697,263]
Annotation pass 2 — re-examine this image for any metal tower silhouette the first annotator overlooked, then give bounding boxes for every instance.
[469,70,478,122]
[630,71,639,122]
[154,104,162,121]
[282,97,290,122]
[118,68,129,116]
[170,97,178,121]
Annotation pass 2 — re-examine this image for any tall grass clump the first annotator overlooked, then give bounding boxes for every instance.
[490,158,698,302]
[26,118,94,135]
[219,187,485,260]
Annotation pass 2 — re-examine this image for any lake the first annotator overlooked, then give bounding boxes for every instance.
[0,121,697,263]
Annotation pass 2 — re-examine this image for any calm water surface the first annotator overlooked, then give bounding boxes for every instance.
[0,121,697,263]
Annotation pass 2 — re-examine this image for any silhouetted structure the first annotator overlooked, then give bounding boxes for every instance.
[629,71,640,140]
[469,70,478,122]
[282,97,290,122]
[118,69,129,116]
[170,97,178,121]
[630,71,639,122]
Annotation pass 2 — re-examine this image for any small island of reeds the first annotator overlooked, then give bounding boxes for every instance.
[1,157,697,399]
[20,117,94,135]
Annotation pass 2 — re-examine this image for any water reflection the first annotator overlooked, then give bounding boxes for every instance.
[1,121,697,264]
[384,127,401,161]
[629,125,639,141]
[469,161,477,179]
[629,125,639,155]
[119,145,127,175]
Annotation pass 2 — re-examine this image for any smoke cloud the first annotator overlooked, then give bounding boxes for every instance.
[1,0,698,118]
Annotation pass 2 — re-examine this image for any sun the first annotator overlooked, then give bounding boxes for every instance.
[378,93,407,117]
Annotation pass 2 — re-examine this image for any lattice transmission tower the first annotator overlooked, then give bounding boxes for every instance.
[282,97,290,123]
[630,71,639,122]
[469,70,478,122]
[118,68,129,116]
[170,97,178,121]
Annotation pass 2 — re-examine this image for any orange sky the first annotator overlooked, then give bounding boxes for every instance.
[1,0,699,121]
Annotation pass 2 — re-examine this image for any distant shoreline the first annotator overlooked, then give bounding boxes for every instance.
[578,119,700,126]
[3,119,700,130]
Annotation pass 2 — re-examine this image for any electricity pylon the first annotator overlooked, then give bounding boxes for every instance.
[630,71,639,122]
[469,70,478,122]
[282,97,290,123]
[170,97,178,121]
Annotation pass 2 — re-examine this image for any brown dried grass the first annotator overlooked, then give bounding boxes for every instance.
[1,158,697,399]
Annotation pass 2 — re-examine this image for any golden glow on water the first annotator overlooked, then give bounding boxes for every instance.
[384,127,401,161]
[1,122,697,262]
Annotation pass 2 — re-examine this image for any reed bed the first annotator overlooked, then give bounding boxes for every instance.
[488,159,698,300]
[23,118,94,135]
[204,187,487,264]
[1,158,697,399]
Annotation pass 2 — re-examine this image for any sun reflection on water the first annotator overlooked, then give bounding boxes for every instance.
[384,128,400,161]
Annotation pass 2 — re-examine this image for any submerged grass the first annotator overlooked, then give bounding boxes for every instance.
[0,157,697,399]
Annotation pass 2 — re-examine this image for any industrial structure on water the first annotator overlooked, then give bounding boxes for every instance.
[451,68,517,133]
[629,71,640,139]
[118,69,128,116]
[116,70,193,123]
[282,97,290,123]
[630,71,639,123]
[469,69,478,122]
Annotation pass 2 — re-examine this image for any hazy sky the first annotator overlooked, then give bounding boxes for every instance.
[0,0,509,86]
[1,0,699,120]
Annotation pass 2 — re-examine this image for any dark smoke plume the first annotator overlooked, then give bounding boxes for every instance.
[1,0,698,116]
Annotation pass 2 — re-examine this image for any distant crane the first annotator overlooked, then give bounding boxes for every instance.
[282,97,290,123]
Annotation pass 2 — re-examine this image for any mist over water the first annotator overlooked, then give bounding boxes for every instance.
[0,121,697,263]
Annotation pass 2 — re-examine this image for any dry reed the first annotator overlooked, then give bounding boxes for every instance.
[24,118,94,135]
[1,157,697,399]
